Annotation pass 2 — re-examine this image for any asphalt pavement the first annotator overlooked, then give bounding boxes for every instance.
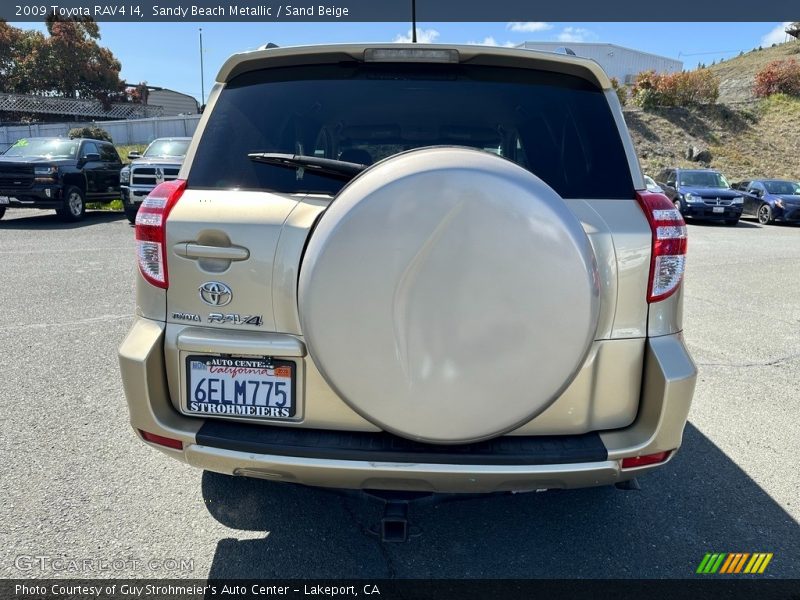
[0,208,798,579]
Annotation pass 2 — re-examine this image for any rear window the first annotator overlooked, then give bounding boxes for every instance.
[189,63,633,199]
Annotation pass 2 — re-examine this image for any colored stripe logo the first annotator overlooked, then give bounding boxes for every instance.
[696,553,773,574]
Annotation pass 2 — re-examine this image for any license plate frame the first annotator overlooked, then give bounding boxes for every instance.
[712,206,725,213]
[184,355,297,421]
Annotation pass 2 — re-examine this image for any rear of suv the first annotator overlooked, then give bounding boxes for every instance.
[119,44,697,494]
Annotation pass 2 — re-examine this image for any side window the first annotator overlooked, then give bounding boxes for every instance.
[82,142,99,158]
[100,144,120,163]
[666,170,676,186]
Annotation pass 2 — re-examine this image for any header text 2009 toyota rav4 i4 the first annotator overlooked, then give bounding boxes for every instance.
[119,44,697,497]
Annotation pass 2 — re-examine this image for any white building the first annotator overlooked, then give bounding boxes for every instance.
[146,87,199,116]
[516,42,683,84]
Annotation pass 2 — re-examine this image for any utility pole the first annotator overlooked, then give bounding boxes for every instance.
[199,27,206,108]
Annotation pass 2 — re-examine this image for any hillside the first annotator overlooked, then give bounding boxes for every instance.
[708,40,800,104]
[624,40,800,181]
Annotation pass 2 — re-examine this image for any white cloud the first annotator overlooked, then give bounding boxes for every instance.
[393,28,440,44]
[556,27,596,43]
[761,22,791,46]
[507,22,553,33]
[467,36,499,46]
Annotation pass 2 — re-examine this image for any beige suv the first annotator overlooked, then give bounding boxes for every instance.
[119,44,697,495]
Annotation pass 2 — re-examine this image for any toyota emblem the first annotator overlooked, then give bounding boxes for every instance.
[199,281,232,306]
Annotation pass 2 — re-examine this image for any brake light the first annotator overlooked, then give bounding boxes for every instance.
[636,191,687,303]
[621,451,671,469]
[138,429,183,450]
[134,179,186,289]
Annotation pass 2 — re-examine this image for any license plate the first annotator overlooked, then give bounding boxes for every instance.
[713,206,724,213]
[0,196,9,205]
[185,355,296,420]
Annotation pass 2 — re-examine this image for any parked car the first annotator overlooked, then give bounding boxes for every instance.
[644,175,663,193]
[119,43,696,504]
[656,167,743,226]
[0,137,123,221]
[120,137,191,223]
[733,179,800,225]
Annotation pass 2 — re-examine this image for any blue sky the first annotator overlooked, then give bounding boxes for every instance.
[20,21,795,103]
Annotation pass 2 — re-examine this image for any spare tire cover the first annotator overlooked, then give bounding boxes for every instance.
[299,147,599,444]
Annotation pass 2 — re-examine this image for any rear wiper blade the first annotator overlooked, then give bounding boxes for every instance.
[247,153,367,181]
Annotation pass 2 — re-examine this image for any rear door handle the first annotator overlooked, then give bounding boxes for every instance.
[173,243,250,261]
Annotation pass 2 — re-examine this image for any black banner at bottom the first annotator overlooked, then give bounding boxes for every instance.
[3,579,800,600]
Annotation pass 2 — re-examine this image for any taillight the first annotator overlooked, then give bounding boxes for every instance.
[134,179,186,289]
[636,191,687,303]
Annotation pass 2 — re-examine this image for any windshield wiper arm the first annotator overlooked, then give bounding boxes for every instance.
[247,153,368,181]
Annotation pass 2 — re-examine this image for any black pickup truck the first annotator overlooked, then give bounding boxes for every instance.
[0,137,123,221]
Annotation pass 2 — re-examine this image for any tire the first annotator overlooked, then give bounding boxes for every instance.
[298,147,600,444]
[124,203,139,224]
[724,218,740,226]
[757,203,773,225]
[56,186,86,222]
[673,200,682,214]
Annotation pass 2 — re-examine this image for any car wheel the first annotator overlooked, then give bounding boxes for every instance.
[56,186,86,222]
[724,218,740,226]
[124,203,139,224]
[757,203,773,225]
[673,200,682,214]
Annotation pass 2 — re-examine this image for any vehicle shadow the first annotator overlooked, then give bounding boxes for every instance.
[200,423,800,578]
[0,210,124,230]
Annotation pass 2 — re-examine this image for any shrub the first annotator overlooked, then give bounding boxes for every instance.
[754,59,800,98]
[631,69,719,108]
[609,77,627,106]
[68,126,112,142]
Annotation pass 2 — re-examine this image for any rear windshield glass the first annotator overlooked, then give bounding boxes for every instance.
[189,63,633,199]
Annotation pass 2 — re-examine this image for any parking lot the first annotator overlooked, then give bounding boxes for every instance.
[0,208,798,579]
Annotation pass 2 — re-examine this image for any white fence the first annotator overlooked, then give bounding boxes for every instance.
[0,115,202,150]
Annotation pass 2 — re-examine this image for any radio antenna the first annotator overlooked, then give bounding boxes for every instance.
[411,0,417,43]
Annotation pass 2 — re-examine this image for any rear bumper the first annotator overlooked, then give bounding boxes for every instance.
[118,319,696,493]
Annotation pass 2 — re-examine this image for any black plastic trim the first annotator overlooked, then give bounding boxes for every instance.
[195,420,608,466]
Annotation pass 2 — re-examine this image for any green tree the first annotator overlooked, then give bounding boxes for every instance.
[42,13,124,104]
[0,20,48,93]
[68,126,113,142]
[0,16,124,105]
